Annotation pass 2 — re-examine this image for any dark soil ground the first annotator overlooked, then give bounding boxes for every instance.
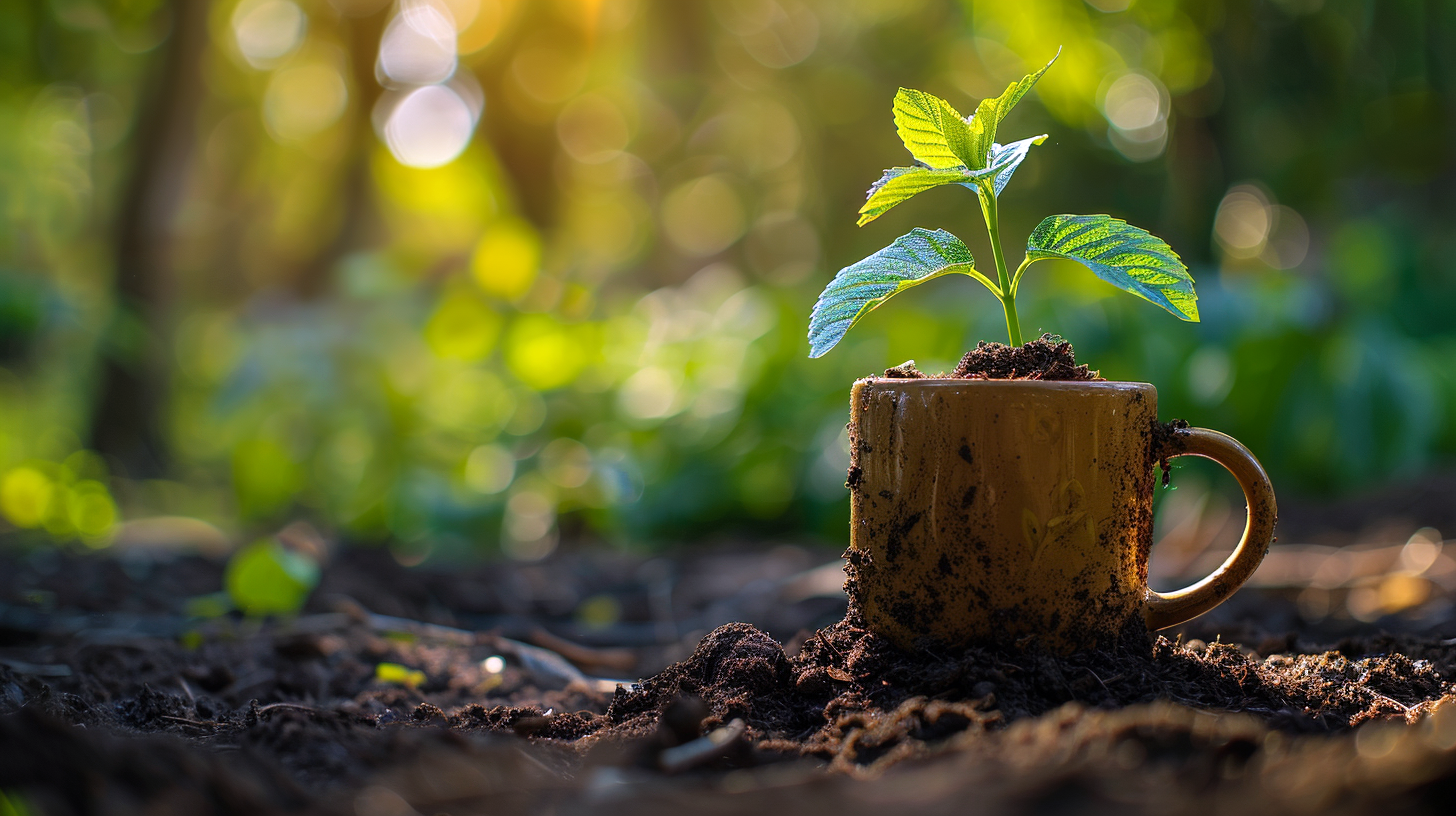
[6,513,1456,816]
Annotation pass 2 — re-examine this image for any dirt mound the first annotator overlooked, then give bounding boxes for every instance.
[587,614,1450,773]
[605,623,799,736]
[951,334,1100,381]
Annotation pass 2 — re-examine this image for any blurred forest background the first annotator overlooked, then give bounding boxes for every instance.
[2,0,1454,564]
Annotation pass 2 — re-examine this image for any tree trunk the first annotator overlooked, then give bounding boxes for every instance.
[292,6,389,298]
[88,0,209,477]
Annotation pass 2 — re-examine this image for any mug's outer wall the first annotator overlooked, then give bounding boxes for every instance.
[846,379,1159,651]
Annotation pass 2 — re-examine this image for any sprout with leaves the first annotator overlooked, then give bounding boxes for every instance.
[808,49,1199,358]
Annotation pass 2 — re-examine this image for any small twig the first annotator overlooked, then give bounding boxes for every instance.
[527,628,637,674]
[159,715,219,730]
[1367,690,1414,714]
[335,599,633,693]
[253,702,321,716]
[659,718,747,773]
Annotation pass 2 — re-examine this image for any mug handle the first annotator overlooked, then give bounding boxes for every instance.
[1143,428,1278,631]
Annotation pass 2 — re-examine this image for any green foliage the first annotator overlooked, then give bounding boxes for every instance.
[224,539,320,617]
[1025,215,1199,322]
[808,229,985,358]
[811,48,1196,356]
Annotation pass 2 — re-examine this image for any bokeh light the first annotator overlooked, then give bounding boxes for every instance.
[382,84,476,167]
[1100,71,1169,162]
[378,4,457,86]
[662,176,746,256]
[556,93,631,164]
[464,444,515,494]
[1214,185,1273,260]
[263,60,348,141]
[471,219,541,301]
[232,0,306,68]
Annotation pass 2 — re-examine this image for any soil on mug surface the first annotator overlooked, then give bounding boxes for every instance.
[7,544,1456,815]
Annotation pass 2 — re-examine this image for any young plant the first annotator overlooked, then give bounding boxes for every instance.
[808,50,1199,358]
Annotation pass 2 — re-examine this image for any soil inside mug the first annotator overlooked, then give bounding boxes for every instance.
[953,334,1102,380]
[880,335,1102,381]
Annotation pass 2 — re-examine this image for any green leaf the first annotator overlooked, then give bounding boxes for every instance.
[966,48,1060,170]
[892,89,974,170]
[1025,214,1199,321]
[224,538,320,616]
[809,228,986,358]
[974,134,1049,199]
[857,166,970,226]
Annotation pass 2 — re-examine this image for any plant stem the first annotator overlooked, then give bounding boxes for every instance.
[980,190,1023,347]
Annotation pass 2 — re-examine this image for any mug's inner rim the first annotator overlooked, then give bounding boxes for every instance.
[856,377,1155,393]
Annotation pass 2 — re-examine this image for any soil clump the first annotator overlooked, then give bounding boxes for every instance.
[882,360,926,378]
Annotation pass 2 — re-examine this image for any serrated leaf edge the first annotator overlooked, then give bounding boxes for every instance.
[1024,214,1199,322]
[892,89,975,170]
[808,228,988,357]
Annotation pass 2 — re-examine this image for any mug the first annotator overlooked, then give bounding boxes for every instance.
[845,378,1276,652]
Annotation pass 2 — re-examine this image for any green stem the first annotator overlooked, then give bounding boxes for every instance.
[1010,257,1033,298]
[980,190,1023,347]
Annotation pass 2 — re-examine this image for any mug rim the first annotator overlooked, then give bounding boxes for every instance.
[855,377,1156,395]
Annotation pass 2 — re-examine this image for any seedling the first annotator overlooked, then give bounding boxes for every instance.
[808,49,1199,358]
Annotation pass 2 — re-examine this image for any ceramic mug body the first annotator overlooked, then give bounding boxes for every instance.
[845,379,1276,652]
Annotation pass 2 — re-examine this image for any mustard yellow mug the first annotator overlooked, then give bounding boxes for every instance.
[845,378,1277,652]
